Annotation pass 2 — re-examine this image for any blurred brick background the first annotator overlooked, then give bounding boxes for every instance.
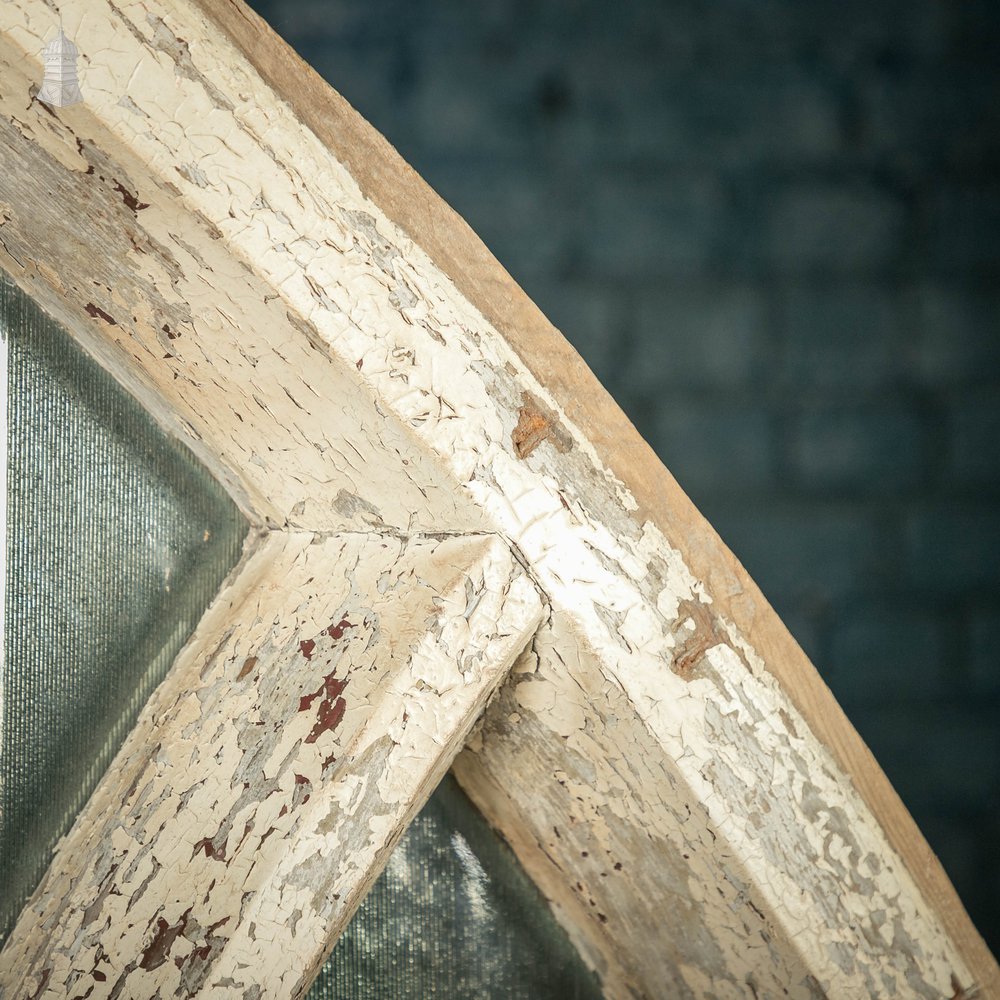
[249,0,1000,955]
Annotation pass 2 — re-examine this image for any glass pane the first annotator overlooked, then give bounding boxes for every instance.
[311,774,602,1000]
[0,273,247,943]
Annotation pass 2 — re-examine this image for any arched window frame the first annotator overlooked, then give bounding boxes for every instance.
[0,2,995,997]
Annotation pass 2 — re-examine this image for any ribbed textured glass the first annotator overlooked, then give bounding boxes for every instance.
[0,274,247,943]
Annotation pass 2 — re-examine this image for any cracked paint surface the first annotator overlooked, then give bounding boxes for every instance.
[0,17,488,537]
[459,612,959,999]
[0,531,542,998]
[0,2,988,998]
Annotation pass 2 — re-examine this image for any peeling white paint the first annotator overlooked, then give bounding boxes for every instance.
[0,2,989,998]
[0,531,541,997]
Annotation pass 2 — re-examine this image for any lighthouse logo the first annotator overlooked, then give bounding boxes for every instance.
[37,25,83,108]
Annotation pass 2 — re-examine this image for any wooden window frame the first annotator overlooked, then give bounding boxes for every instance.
[0,2,996,997]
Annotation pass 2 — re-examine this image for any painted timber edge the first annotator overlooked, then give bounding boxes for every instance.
[0,530,543,998]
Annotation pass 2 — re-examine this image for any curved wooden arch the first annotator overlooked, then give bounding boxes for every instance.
[0,1,995,996]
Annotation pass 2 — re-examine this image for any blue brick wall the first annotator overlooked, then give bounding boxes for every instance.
[250,0,1000,955]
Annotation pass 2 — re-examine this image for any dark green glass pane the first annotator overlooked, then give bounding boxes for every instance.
[0,273,247,944]
[310,775,602,1000]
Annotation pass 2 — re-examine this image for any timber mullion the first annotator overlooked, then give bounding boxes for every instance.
[0,530,542,997]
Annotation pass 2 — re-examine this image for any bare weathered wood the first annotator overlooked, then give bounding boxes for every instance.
[0,1,995,997]
[0,530,542,997]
